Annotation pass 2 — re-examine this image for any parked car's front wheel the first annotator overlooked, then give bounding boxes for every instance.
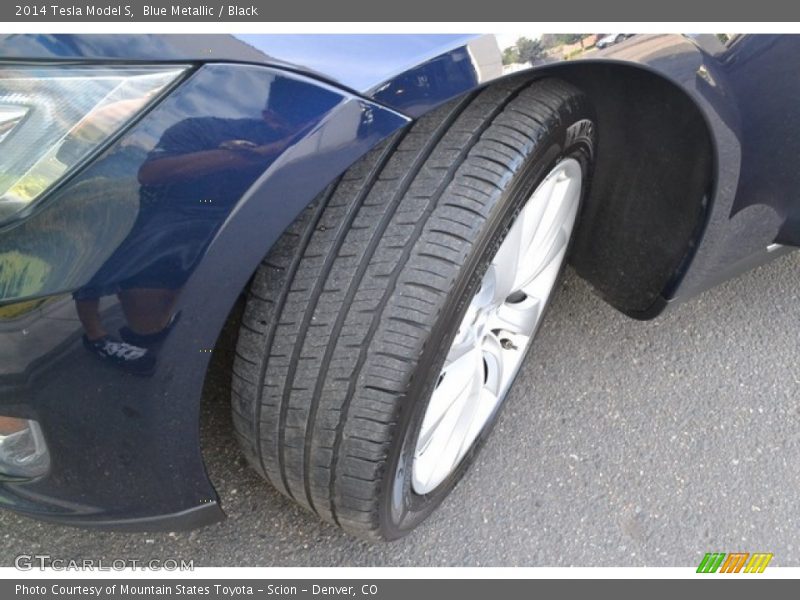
[232,77,596,540]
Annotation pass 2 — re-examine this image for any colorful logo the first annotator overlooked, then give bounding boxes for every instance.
[697,552,773,573]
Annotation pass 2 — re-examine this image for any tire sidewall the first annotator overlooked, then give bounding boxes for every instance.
[379,92,596,539]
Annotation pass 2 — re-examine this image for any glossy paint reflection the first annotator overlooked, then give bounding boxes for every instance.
[0,33,476,94]
[69,75,340,375]
[0,63,408,525]
[0,66,341,376]
[716,35,800,245]
[371,45,476,116]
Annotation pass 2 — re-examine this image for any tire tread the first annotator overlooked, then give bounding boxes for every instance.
[232,77,589,538]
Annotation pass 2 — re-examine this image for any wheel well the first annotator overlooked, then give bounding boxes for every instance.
[517,62,715,318]
[218,62,714,343]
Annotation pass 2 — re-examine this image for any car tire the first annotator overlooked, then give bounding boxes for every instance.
[232,77,596,540]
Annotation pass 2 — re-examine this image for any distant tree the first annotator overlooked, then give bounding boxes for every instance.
[502,46,520,65]
[515,37,546,65]
[540,33,583,48]
[540,34,559,49]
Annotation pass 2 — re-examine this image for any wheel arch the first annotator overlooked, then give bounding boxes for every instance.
[358,36,719,318]
[204,58,717,529]
[496,62,716,318]
[213,62,716,394]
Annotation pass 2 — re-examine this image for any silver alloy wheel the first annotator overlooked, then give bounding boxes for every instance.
[411,158,583,494]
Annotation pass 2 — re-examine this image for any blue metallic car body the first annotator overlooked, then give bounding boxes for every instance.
[0,33,796,529]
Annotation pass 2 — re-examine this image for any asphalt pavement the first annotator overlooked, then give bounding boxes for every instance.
[2,252,799,567]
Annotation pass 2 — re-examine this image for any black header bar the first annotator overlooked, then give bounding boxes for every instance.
[2,0,800,22]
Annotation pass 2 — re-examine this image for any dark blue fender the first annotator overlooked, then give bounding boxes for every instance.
[0,33,797,528]
[0,59,408,527]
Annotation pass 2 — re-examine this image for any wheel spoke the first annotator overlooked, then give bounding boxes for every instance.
[434,344,478,402]
[519,226,569,291]
[480,332,505,395]
[487,300,541,337]
[443,335,477,369]
[417,344,480,455]
[437,351,486,478]
[416,347,484,488]
[518,170,559,251]
[488,218,524,303]
[533,190,574,255]
[459,386,500,455]
[516,188,577,288]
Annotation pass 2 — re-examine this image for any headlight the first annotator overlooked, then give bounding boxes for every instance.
[0,65,186,222]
